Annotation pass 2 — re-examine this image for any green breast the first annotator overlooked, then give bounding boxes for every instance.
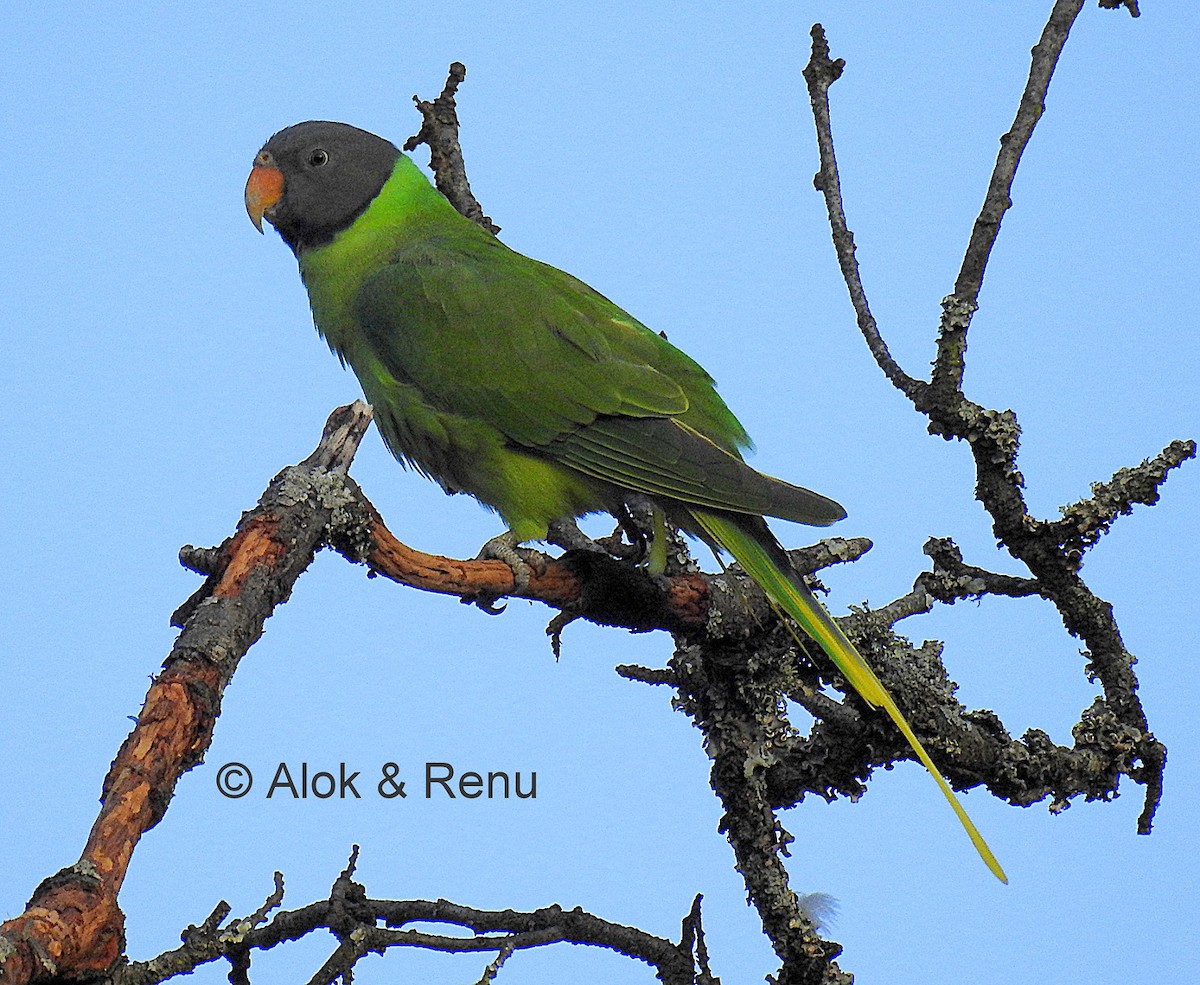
[298,156,450,357]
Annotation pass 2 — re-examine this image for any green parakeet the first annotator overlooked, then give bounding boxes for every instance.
[245,120,1006,883]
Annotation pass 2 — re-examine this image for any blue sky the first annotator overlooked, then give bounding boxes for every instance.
[2,2,1197,982]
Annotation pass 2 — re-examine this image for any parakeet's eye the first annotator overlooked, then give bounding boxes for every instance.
[309,149,329,167]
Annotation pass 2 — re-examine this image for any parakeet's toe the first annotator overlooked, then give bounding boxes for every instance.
[476,531,547,592]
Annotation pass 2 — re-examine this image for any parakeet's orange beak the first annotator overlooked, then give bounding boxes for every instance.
[245,161,284,233]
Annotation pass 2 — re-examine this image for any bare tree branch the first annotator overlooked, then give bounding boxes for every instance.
[114,848,705,985]
[953,0,1086,304]
[801,7,1193,843]
[0,405,376,985]
[0,400,865,984]
[404,61,500,234]
[1098,0,1139,16]
[802,26,921,399]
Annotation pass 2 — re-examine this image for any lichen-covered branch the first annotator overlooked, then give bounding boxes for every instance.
[802,10,1193,841]
[0,397,874,983]
[1048,440,1196,560]
[916,537,1045,604]
[670,634,852,985]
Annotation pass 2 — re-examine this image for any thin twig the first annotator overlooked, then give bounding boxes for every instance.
[934,0,1087,397]
[803,26,922,400]
[404,62,500,233]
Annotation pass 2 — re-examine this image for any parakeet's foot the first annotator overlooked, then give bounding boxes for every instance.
[476,531,547,592]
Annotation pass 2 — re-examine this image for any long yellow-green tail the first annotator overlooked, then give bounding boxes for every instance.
[691,509,1008,884]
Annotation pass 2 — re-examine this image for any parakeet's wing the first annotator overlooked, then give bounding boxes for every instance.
[353,235,844,525]
[547,416,844,525]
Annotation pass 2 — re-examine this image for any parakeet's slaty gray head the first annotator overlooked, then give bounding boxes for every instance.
[250,121,400,253]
